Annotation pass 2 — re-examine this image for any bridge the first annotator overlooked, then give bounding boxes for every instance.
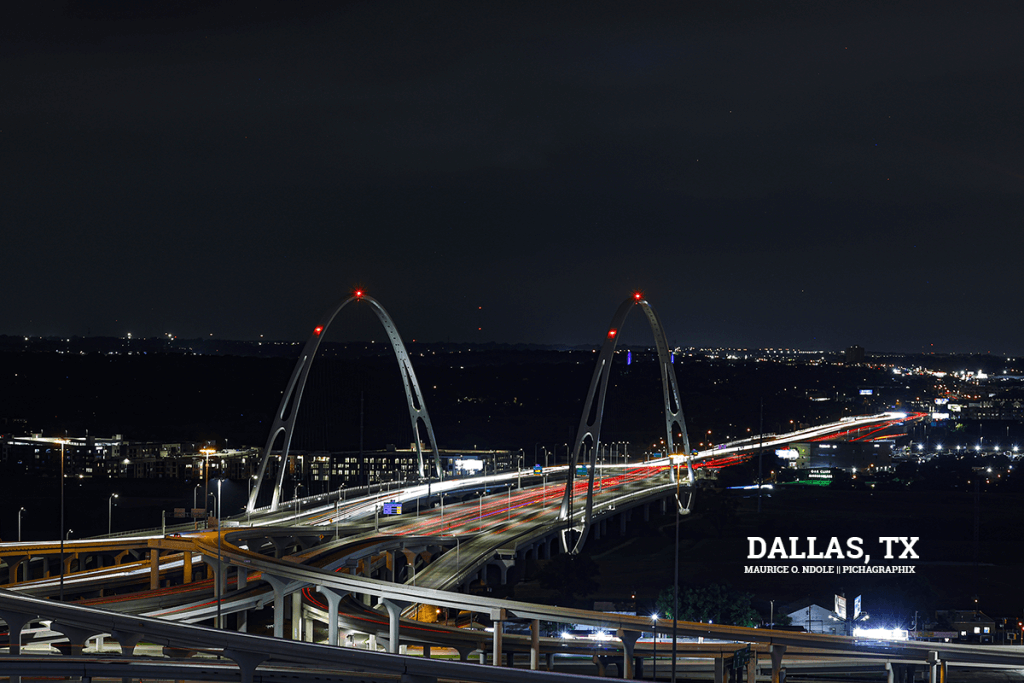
[0,292,962,683]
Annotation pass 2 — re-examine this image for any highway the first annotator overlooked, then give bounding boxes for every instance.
[4,411,990,683]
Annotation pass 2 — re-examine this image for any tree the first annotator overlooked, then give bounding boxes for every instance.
[656,583,761,627]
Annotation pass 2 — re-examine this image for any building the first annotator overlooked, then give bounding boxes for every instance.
[787,604,846,635]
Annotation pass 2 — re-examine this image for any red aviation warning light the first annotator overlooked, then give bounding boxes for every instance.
[313,325,324,336]
[633,291,644,302]
[354,289,364,298]
[608,329,617,339]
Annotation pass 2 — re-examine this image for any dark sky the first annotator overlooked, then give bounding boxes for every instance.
[5,2,1023,354]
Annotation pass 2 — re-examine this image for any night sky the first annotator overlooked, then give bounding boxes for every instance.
[5,2,1023,354]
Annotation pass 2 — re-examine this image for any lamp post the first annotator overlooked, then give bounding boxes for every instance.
[18,507,25,542]
[294,482,303,514]
[59,438,66,602]
[651,614,659,681]
[193,484,202,511]
[216,478,223,629]
[66,528,73,540]
[108,494,119,535]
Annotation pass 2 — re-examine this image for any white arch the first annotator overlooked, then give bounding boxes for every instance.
[559,294,694,553]
[247,293,441,513]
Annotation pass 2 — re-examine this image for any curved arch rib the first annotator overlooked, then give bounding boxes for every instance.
[558,295,694,554]
[247,294,442,513]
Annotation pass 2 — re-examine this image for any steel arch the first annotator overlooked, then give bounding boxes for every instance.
[247,293,441,513]
[558,295,694,554]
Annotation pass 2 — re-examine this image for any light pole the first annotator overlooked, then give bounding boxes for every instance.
[193,484,202,512]
[294,482,303,514]
[59,438,66,602]
[216,478,223,629]
[651,614,659,681]
[18,507,25,542]
[208,492,216,529]
[66,528,73,540]
[108,493,119,535]
[508,484,512,521]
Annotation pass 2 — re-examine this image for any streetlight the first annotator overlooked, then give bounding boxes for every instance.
[193,483,202,512]
[66,528,73,540]
[294,482,304,514]
[108,494,119,535]
[216,477,223,629]
[18,507,25,543]
[651,613,659,681]
[58,437,66,602]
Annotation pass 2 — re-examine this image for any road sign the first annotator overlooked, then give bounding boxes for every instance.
[576,465,588,475]
[382,502,402,515]
[533,464,543,474]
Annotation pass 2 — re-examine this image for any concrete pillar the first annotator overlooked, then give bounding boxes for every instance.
[379,598,403,654]
[423,645,431,658]
[110,629,142,657]
[546,652,554,671]
[262,575,290,638]
[885,662,895,683]
[492,608,505,666]
[149,549,160,590]
[315,586,348,646]
[8,556,26,584]
[237,566,248,590]
[479,650,487,664]
[530,619,540,670]
[291,591,302,640]
[237,608,248,633]
[617,629,640,679]
[304,615,314,642]
[183,552,192,584]
[771,645,787,683]
[644,503,650,522]
[593,521,601,541]
[747,649,758,683]
[0,610,34,655]
[715,656,726,683]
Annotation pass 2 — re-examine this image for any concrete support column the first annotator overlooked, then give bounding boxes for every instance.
[771,644,787,683]
[423,645,431,658]
[237,566,248,590]
[885,661,895,683]
[379,598,404,654]
[237,608,248,633]
[109,629,142,657]
[303,614,314,642]
[530,619,540,670]
[0,611,34,655]
[223,649,269,683]
[7,556,27,585]
[315,586,348,646]
[491,608,505,666]
[50,622,97,656]
[714,656,726,683]
[183,552,192,584]
[291,591,302,640]
[262,575,290,638]
[617,629,641,679]
[546,652,554,671]
[747,649,758,683]
[644,503,650,522]
[149,549,160,590]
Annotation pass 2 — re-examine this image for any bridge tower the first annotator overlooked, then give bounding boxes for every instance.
[247,291,441,513]
[559,292,694,554]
